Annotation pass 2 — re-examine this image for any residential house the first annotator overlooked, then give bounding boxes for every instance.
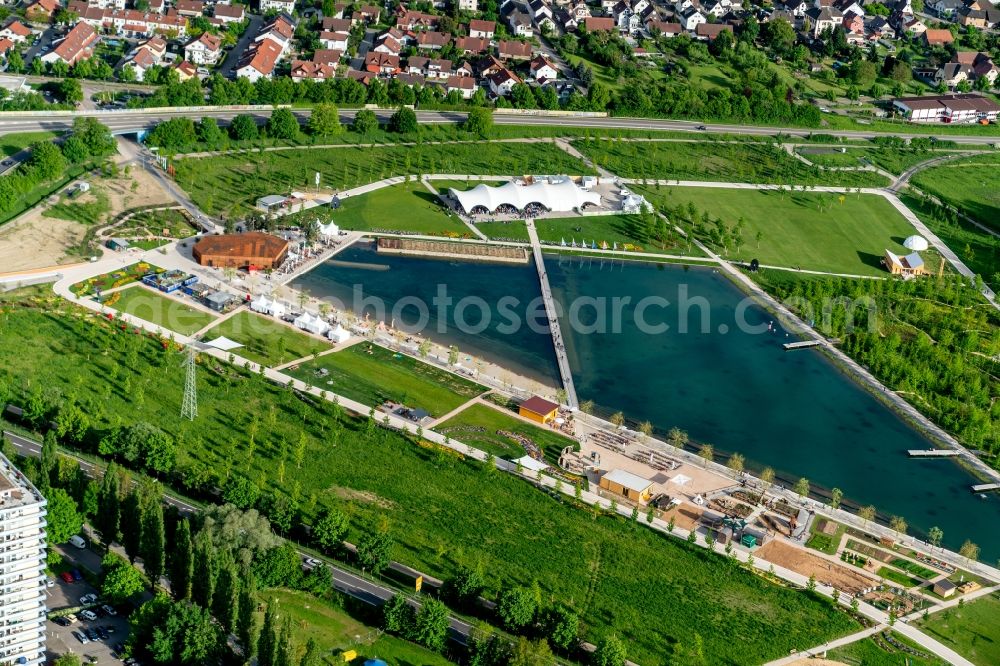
[584,16,616,31]
[365,51,400,75]
[148,0,165,13]
[120,36,167,81]
[469,19,495,38]
[88,0,127,9]
[613,1,642,32]
[25,0,60,21]
[373,29,404,55]
[784,0,810,17]
[455,61,473,77]
[0,20,31,43]
[804,6,843,38]
[475,53,506,78]
[957,6,1000,27]
[892,93,1000,122]
[173,59,197,80]
[235,37,283,80]
[489,67,520,96]
[446,74,476,98]
[255,13,294,51]
[355,5,380,22]
[923,28,953,46]
[647,19,682,35]
[456,36,490,54]
[842,10,864,35]
[903,17,927,34]
[395,8,439,30]
[679,6,707,30]
[529,54,558,81]
[703,0,733,18]
[927,0,963,15]
[260,0,296,14]
[290,59,337,81]
[459,0,479,10]
[695,22,733,40]
[416,31,450,49]
[322,17,352,32]
[935,51,998,88]
[174,0,205,17]
[497,39,532,59]
[69,2,189,38]
[504,4,535,36]
[319,30,349,50]
[214,3,245,23]
[184,31,222,64]
[0,39,14,59]
[569,0,591,20]
[41,22,98,65]
[397,71,424,86]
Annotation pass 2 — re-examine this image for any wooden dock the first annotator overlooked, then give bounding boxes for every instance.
[783,339,823,350]
[908,449,961,457]
[526,219,578,409]
[971,483,1000,493]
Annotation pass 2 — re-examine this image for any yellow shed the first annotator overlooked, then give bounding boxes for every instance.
[599,469,654,504]
[518,396,559,425]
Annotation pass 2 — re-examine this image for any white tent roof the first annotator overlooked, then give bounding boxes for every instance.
[670,473,691,486]
[204,336,244,351]
[318,222,340,237]
[450,179,601,214]
[250,295,271,311]
[514,455,548,472]
[903,235,928,251]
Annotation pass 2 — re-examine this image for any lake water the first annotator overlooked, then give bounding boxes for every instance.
[295,243,1000,560]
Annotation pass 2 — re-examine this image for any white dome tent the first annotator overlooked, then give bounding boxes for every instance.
[449,177,601,215]
[903,235,929,251]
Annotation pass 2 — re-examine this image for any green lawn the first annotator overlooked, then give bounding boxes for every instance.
[877,566,922,588]
[536,214,671,251]
[642,187,920,275]
[796,146,953,175]
[472,220,530,241]
[917,593,1000,665]
[115,208,198,240]
[805,518,846,556]
[0,131,60,157]
[331,182,470,236]
[0,291,861,665]
[260,589,454,665]
[286,342,486,418]
[828,631,949,666]
[910,154,1000,233]
[201,310,327,366]
[44,187,111,226]
[173,143,594,219]
[106,285,216,335]
[435,402,577,463]
[572,138,890,188]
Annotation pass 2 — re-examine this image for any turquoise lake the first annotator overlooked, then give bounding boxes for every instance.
[294,243,1000,560]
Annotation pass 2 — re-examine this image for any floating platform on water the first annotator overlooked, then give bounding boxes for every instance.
[908,449,961,457]
[376,237,529,264]
[971,483,1000,493]
[783,340,823,350]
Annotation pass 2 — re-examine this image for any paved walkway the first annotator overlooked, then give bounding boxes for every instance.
[762,625,885,666]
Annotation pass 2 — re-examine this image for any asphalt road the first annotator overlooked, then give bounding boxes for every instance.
[2,106,1000,144]
[2,429,475,646]
[219,14,264,77]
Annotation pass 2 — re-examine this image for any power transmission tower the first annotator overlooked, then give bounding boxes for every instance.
[181,346,198,421]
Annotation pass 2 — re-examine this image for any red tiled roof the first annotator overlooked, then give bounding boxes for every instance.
[584,16,615,31]
[497,39,531,58]
[239,37,282,75]
[469,19,495,33]
[193,232,289,263]
[520,396,559,415]
[51,23,98,64]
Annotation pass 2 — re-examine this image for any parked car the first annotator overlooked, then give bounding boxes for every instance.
[46,577,55,588]
[695,124,707,130]
[80,610,98,622]
[53,616,71,627]
[59,572,74,583]
[101,605,117,616]
[303,557,322,569]
[69,535,87,549]
[70,569,83,581]
[84,628,99,641]
[97,627,110,641]
[72,631,89,644]
[79,593,98,606]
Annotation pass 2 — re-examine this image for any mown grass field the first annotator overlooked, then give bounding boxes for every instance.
[107,285,216,335]
[0,131,61,157]
[910,154,1000,233]
[435,402,578,463]
[260,589,455,665]
[173,143,594,219]
[201,310,327,366]
[572,138,890,188]
[0,290,859,665]
[828,631,948,666]
[917,593,1000,666]
[536,214,654,249]
[286,342,486,417]
[641,187,920,275]
[331,182,469,236]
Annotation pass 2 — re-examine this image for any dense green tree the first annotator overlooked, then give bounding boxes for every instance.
[29,141,66,180]
[53,654,81,666]
[191,537,218,609]
[312,507,348,552]
[352,109,378,134]
[356,528,393,574]
[299,638,322,666]
[144,117,197,151]
[252,543,302,588]
[96,463,122,545]
[222,475,260,509]
[540,604,579,652]
[59,78,83,104]
[171,518,194,600]
[307,103,342,136]
[229,114,259,141]
[463,107,493,137]
[39,429,57,490]
[412,597,450,651]
[257,602,280,666]
[120,489,144,562]
[388,106,418,133]
[102,552,144,603]
[497,586,537,631]
[237,583,259,658]
[593,634,627,666]
[267,108,300,139]
[60,135,90,164]
[213,556,240,633]
[511,637,555,666]
[140,502,166,586]
[149,600,224,665]
[444,565,485,609]
[46,487,83,544]
[382,593,415,635]
[196,117,225,147]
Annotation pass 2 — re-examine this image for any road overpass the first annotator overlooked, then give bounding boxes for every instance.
[2,106,1000,144]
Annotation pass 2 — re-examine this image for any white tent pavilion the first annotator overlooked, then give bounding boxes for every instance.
[669,473,692,487]
[249,295,272,314]
[318,222,340,238]
[205,336,244,351]
[449,178,601,214]
[903,235,929,251]
[513,456,548,473]
[327,324,350,343]
[294,312,330,336]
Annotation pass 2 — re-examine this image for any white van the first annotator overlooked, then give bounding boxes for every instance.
[68,535,87,549]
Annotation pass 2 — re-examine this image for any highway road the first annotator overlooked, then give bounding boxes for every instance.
[2,106,1000,144]
[1,428,476,646]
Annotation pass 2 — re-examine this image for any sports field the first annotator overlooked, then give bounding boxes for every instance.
[107,285,216,335]
[643,187,920,275]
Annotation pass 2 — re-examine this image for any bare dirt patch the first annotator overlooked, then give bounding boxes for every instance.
[757,540,875,594]
[326,485,397,510]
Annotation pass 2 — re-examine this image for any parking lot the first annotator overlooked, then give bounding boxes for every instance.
[46,544,132,665]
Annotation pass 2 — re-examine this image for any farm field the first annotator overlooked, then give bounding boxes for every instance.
[106,285,216,335]
[916,593,1000,666]
[0,291,859,665]
[260,589,455,665]
[571,139,890,188]
[910,154,1000,233]
[435,401,578,463]
[201,310,327,366]
[641,187,920,275]
[173,143,594,218]
[286,342,486,418]
[329,182,470,236]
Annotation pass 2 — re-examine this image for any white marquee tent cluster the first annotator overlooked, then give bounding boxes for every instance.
[449,177,602,214]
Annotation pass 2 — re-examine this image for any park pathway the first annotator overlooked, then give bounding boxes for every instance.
[525,217,578,409]
[761,625,885,666]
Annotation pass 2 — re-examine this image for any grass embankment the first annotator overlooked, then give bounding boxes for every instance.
[200,310,327,366]
[260,588,454,665]
[44,187,112,226]
[0,292,860,665]
[173,143,595,219]
[435,402,578,463]
[286,342,486,418]
[571,138,890,188]
[106,285,216,336]
[828,631,949,666]
[917,593,1000,665]
[329,182,469,236]
[795,146,945,174]
[0,131,61,157]
[642,187,919,275]
[910,153,1000,234]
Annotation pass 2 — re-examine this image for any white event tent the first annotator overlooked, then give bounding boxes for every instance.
[450,178,601,214]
